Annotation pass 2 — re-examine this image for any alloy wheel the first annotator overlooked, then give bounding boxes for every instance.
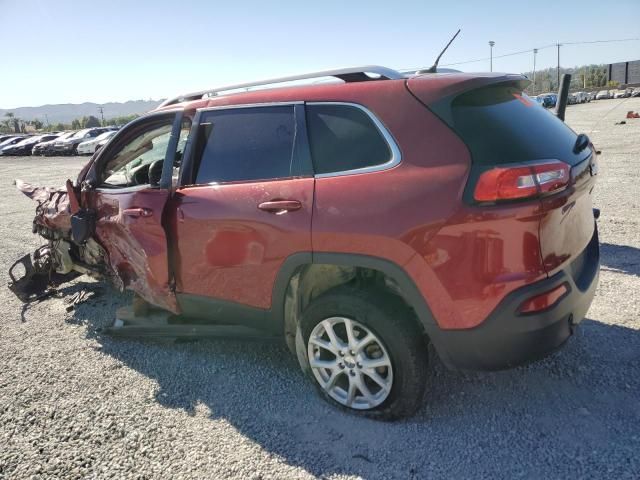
[307,316,393,410]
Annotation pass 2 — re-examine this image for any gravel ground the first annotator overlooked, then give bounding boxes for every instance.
[1,99,639,479]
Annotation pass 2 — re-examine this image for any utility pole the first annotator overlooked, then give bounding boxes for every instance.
[532,48,538,96]
[556,43,562,90]
[98,106,105,126]
[489,41,495,72]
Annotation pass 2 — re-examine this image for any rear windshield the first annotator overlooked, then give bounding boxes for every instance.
[451,83,589,166]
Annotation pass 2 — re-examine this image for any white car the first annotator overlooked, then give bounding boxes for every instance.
[613,90,627,99]
[574,92,588,103]
[595,90,610,100]
[77,130,117,155]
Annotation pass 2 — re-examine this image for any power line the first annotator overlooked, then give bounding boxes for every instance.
[562,37,640,46]
[401,37,640,72]
[443,44,556,66]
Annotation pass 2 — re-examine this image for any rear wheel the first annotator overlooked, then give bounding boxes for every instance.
[298,286,428,419]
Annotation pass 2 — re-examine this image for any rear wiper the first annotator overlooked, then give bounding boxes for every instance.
[573,133,590,154]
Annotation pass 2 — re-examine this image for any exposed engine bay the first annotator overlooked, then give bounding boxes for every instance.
[9,179,109,302]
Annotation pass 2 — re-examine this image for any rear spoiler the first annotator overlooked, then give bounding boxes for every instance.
[407,73,530,128]
[408,72,573,126]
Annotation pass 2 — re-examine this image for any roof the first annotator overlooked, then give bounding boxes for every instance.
[153,68,526,114]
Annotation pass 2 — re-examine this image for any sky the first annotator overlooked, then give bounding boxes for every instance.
[0,0,638,109]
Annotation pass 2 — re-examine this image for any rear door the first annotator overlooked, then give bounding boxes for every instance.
[169,103,314,315]
[87,112,188,312]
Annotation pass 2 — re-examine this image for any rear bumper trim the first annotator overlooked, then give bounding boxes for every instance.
[431,225,600,371]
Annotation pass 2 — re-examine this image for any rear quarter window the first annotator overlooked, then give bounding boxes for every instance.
[451,83,589,166]
[306,104,393,175]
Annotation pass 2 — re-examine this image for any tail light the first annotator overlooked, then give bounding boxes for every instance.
[518,283,569,314]
[474,160,570,202]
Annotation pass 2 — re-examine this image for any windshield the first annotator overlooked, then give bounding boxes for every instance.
[15,137,38,146]
[0,137,23,147]
[95,131,116,141]
[71,129,91,139]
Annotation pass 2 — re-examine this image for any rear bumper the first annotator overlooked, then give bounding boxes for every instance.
[431,225,599,371]
[54,144,75,153]
[77,144,93,154]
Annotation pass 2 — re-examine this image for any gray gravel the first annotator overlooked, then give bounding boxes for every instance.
[1,99,639,479]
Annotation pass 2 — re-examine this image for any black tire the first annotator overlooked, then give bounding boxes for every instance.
[297,286,428,420]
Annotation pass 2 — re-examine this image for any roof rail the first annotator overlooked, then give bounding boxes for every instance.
[158,65,404,108]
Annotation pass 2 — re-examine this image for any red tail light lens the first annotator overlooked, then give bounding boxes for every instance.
[518,283,569,314]
[474,160,570,202]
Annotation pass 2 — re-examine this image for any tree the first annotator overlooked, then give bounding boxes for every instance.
[71,119,81,130]
[83,115,101,128]
[105,114,139,126]
[3,112,20,133]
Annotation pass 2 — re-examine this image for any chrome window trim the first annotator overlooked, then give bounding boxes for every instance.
[305,102,402,178]
[196,101,303,114]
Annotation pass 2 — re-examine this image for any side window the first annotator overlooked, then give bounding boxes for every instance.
[101,118,174,188]
[306,104,392,175]
[194,105,295,184]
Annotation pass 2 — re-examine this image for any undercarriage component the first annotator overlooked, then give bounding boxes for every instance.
[8,247,80,303]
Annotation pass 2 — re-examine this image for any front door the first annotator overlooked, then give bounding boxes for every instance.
[87,112,189,313]
[169,103,314,316]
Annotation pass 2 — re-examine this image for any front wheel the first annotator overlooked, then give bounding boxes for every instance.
[297,286,428,419]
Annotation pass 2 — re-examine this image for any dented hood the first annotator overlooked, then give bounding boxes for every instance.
[15,179,72,232]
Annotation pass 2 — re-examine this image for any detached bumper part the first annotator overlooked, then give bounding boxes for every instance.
[8,253,53,302]
[8,247,81,303]
[432,226,600,371]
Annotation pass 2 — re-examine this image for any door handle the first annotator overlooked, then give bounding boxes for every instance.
[257,200,302,214]
[123,207,153,218]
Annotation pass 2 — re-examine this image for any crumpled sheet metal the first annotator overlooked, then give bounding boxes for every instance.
[15,179,72,232]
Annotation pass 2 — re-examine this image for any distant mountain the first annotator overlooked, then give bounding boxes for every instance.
[0,100,164,124]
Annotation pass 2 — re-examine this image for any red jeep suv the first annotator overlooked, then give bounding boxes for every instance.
[13,66,599,419]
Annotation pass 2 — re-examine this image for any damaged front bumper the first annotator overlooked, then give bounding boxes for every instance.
[9,179,106,303]
[8,247,81,302]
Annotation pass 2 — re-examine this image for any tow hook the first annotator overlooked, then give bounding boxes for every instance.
[593,208,600,220]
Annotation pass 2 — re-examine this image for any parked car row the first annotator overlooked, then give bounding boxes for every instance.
[568,91,591,104]
[0,127,120,157]
[594,88,640,100]
[529,87,639,108]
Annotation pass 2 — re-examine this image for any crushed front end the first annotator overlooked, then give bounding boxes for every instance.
[9,179,108,303]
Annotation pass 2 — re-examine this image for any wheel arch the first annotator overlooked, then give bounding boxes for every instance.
[270,252,440,352]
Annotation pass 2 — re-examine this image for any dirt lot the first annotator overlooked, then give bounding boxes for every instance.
[1,99,639,479]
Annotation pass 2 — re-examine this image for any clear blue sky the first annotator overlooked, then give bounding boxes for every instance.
[1,0,638,109]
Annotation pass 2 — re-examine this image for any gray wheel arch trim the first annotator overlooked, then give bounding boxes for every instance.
[270,252,439,334]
